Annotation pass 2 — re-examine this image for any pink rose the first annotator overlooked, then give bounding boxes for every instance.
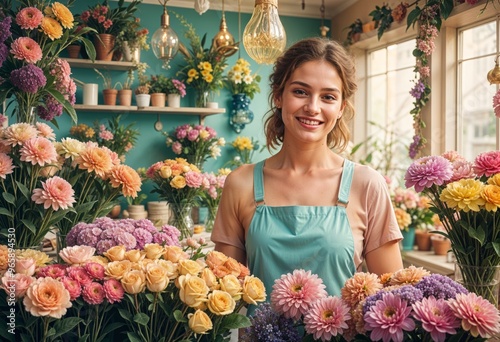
[2,273,34,298]
[172,141,182,154]
[473,151,500,177]
[16,257,36,276]
[23,277,72,318]
[59,245,96,265]
[185,171,203,188]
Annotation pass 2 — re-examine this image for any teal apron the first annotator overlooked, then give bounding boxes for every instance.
[246,159,356,312]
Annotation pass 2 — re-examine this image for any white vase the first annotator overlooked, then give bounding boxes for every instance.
[167,94,181,108]
[123,41,140,62]
[135,94,151,107]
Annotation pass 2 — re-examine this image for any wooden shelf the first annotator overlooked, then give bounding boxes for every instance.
[63,58,135,70]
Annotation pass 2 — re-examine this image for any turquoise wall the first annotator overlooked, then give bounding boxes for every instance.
[13,2,328,201]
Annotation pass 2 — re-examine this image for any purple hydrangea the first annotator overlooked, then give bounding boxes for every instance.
[96,239,115,255]
[414,274,468,300]
[37,95,63,121]
[10,64,47,93]
[114,231,136,250]
[133,219,159,234]
[66,222,90,246]
[76,228,99,246]
[0,43,8,66]
[241,303,302,342]
[131,228,153,249]
[363,285,423,315]
[0,17,12,44]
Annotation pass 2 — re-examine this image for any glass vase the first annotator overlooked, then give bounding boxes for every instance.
[169,203,194,240]
[195,89,209,108]
[16,105,37,124]
[454,263,500,307]
[229,93,254,133]
[204,205,218,233]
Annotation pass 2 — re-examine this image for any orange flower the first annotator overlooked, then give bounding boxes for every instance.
[47,2,74,29]
[109,164,142,198]
[23,277,72,318]
[389,265,430,286]
[40,16,63,40]
[76,146,113,178]
[341,272,382,308]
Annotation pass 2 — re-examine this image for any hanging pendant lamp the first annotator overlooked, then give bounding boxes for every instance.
[150,0,179,69]
[212,0,238,57]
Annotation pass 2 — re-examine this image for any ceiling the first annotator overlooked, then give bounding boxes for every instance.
[144,0,358,19]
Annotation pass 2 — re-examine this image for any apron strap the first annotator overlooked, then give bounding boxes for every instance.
[338,159,354,207]
[253,160,265,206]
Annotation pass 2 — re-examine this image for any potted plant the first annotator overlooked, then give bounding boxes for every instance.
[115,17,150,63]
[116,68,135,106]
[134,62,150,107]
[149,74,169,107]
[94,69,118,105]
[345,18,363,45]
[165,78,186,108]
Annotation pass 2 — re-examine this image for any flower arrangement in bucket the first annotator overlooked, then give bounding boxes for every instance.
[405,149,500,305]
[242,266,500,341]
[200,168,231,232]
[0,2,96,124]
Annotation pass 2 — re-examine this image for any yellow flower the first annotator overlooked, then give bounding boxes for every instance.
[187,68,199,79]
[48,2,74,29]
[207,290,236,315]
[488,174,500,186]
[41,16,63,40]
[482,184,500,212]
[242,275,266,305]
[188,310,213,334]
[200,61,212,71]
[121,270,146,294]
[204,74,214,83]
[145,263,169,292]
[394,207,411,229]
[233,136,253,151]
[15,249,51,267]
[170,175,186,189]
[159,165,172,179]
[178,274,209,308]
[439,178,485,212]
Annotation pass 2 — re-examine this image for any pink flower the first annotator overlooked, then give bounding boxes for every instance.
[84,262,105,280]
[16,7,43,29]
[412,296,460,342]
[303,296,351,341]
[493,89,500,118]
[271,269,328,321]
[35,122,56,140]
[82,282,105,305]
[364,293,415,342]
[172,141,182,154]
[23,277,72,318]
[473,151,500,177]
[3,123,38,147]
[67,266,93,286]
[1,273,34,299]
[185,171,203,188]
[449,160,475,182]
[103,278,124,303]
[20,137,58,166]
[31,176,75,211]
[60,276,81,300]
[37,264,67,279]
[15,257,36,276]
[99,129,113,141]
[0,153,14,179]
[59,245,96,265]
[447,292,500,338]
[405,156,453,192]
[10,37,42,64]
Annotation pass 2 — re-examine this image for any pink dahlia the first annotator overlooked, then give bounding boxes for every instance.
[473,151,500,177]
[405,156,453,192]
[108,164,142,198]
[271,269,328,321]
[185,170,203,188]
[37,264,67,279]
[341,272,383,308]
[20,137,58,166]
[412,296,460,342]
[84,262,105,281]
[10,37,42,64]
[31,176,75,210]
[447,292,500,338]
[0,153,14,179]
[66,266,93,287]
[35,122,56,140]
[82,282,105,305]
[303,296,351,341]
[3,123,38,147]
[103,278,124,304]
[364,293,415,342]
[16,7,43,30]
[60,276,81,301]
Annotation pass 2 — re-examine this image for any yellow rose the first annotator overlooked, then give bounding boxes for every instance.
[163,246,188,263]
[104,245,126,261]
[242,275,266,305]
[220,274,243,300]
[170,175,186,189]
[145,263,169,292]
[207,290,236,315]
[156,259,179,280]
[143,243,164,260]
[201,268,219,291]
[124,250,146,263]
[159,165,172,178]
[121,270,146,294]
[105,260,132,280]
[178,274,209,308]
[178,259,203,276]
[188,309,213,334]
[205,251,228,268]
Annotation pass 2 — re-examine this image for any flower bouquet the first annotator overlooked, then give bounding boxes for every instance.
[243,266,500,341]
[226,136,260,169]
[0,1,96,124]
[164,123,225,170]
[225,58,261,100]
[200,168,231,232]
[166,78,187,97]
[146,158,204,239]
[405,150,500,304]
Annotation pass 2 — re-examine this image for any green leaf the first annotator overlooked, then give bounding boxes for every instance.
[51,317,83,338]
[96,322,125,342]
[20,219,37,234]
[218,313,251,330]
[78,334,90,342]
[406,7,421,30]
[173,309,187,323]
[465,224,485,245]
[0,207,13,217]
[126,332,143,342]
[2,192,15,205]
[118,307,133,321]
[492,242,500,258]
[133,312,150,325]
[16,181,30,199]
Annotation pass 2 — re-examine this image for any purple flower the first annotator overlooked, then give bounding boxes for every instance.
[414,274,468,300]
[363,285,423,315]
[131,228,153,249]
[0,17,12,44]
[0,43,8,66]
[409,135,421,159]
[76,228,99,247]
[10,64,47,93]
[410,79,425,99]
[187,129,200,141]
[37,95,63,121]
[114,231,136,250]
[404,156,453,192]
[66,222,90,246]
[96,239,115,254]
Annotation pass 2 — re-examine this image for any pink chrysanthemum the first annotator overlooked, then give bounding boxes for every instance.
[271,269,328,321]
[449,160,475,182]
[3,123,38,146]
[303,296,351,341]
[10,37,42,64]
[103,278,124,304]
[20,137,58,166]
[364,293,415,342]
[84,262,105,280]
[60,276,81,301]
[405,156,453,192]
[82,282,105,305]
[493,89,500,118]
[412,296,460,342]
[37,264,67,279]
[0,153,14,179]
[447,292,500,338]
[31,176,75,210]
[66,266,93,286]
[473,151,500,177]
[76,146,113,178]
[341,272,383,308]
[35,122,56,140]
[16,7,43,29]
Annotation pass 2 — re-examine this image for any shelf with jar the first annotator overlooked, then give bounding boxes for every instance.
[63,58,135,71]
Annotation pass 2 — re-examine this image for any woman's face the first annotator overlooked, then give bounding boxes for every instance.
[275,59,345,145]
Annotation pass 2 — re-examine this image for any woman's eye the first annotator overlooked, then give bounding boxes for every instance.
[323,94,336,101]
[293,89,307,96]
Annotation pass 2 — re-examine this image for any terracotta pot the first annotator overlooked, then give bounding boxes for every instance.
[362,21,376,33]
[118,89,132,106]
[107,204,121,219]
[415,230,432,251]
[432,238,451,256]
[150,93,166,107]
[93,33,115,61]
[103,89,118,105]
[67,44,81,58]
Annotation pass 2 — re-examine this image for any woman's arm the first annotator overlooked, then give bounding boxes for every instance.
[364,240,403,275]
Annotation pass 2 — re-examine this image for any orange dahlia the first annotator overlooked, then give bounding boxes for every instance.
[40,16,63,40]
[108,164,142,198]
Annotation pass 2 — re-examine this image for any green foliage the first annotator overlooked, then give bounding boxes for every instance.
[369,4,394,40]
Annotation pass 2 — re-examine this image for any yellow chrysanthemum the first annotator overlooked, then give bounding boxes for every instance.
[488,174,500,186]
[188,68,199,78]
[49,2,74,29]
[482,184,500,212]
[204,74,214,83]
[439,178,485,212]
[40,16,63,40]
[200,69,211,78]
[232,64,242,73]
[201,61,212,71]
[233,136,253,151]
[394,207,411,229]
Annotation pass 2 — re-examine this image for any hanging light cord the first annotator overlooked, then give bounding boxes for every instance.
[238,0,241,58]
[320,0,325,26]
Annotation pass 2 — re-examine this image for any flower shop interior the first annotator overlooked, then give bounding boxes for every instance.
[3,0,500,341]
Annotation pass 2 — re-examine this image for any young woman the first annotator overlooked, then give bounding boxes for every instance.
[211,37,403,303]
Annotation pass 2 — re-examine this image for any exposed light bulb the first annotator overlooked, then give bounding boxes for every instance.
[243,0,286,65]
[487,55,500,85]
[151,3,179,69]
